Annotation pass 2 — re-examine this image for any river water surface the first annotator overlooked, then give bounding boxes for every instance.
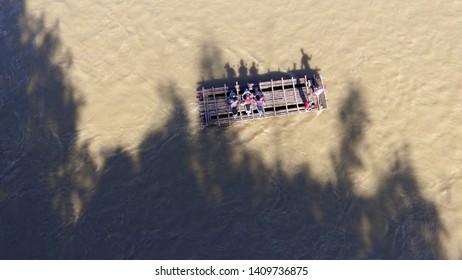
[1,0,462,259]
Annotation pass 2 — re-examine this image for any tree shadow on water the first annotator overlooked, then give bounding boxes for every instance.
[0,0,89,259]
[325,85,441,259]
[66,83,443,259]
[0,7,444,259]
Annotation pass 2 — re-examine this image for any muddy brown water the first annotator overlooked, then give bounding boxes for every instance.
[1,0,462,259]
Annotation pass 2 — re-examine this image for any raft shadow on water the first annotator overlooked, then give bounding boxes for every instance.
[197,51,321,90]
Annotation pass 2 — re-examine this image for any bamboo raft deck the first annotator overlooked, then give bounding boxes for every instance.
[197,75,329,127]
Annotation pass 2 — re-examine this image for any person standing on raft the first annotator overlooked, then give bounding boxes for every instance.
[228,90,239,119]
[255,90,265,117]
[241,88,252,116]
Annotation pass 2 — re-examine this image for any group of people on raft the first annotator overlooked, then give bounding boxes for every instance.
[227,87,317,119]
[227,88,265,119]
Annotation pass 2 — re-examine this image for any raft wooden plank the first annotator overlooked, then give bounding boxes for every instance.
[249,100,255,120]
[198,83,306,99]
[198,74,329,126]
[259,80,302,90]
[236,81,244,122]
[198,79,309,100]
[202,86,227,95]
[259,82,267,116]
[199,92,307,116]
[315,77,322,89]
[320,75,329,109]
[249,88,256,121]
[197,87,227,101]
[291,77,300,113]
[258,81,272,89]
[269,88,307,100]
[270,80,277,117]
[271,79,282,87]
[211,87,221,126]
[304,75,312,95]
[205,93,212,124]
[202,87,209,126]
[206,104,322,126]
[281,78,289,115]
[298,77,307,85]
[275,107,299,116]
[271,78,294,88]
[223,84,232,124]
[246,104,316,122]
[316,94,321,111]
[209,96,230,107]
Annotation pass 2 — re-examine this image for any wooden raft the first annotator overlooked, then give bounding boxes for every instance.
[197,75,329,127]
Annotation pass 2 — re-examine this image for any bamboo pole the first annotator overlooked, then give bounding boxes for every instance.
[212,87,221,126]
[202,87,209,126]
[270,79,276,116]
[291,77,300,113]
[304,75,310,104]
[249,87,255,121]
[236,81,243,121]
[320,75,329,109]
[281,77,289,115]
[223,84,231,124]
[259,82,266,117]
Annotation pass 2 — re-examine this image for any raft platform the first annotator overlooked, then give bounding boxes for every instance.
[197,74,329,127]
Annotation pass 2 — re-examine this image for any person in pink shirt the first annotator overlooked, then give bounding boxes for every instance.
[255,94,265,117]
